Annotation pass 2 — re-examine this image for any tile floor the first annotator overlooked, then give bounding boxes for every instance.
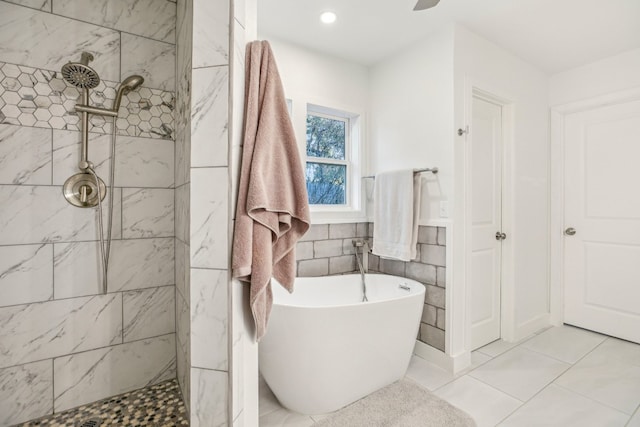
[259,325,640,426]
[15,379,188,426]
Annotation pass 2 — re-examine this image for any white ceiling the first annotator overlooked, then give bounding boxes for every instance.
[258,0,640,74]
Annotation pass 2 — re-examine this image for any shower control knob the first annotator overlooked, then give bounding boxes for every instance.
[63,172,106,208]
[80,185,91,203]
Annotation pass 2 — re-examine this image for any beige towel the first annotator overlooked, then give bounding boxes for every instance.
[372,169,422,261]
[232,41,310,341]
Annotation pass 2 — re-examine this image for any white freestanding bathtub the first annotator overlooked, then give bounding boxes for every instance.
[259,273,425,415]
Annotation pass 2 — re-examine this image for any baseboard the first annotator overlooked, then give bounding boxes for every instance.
[413,340,471,374]
[515,313,551,341]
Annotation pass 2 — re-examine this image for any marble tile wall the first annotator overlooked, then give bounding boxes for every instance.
[296,223,448,352]
[174,0,230,426]
[0,60,174,139]
[174,0,193,414]
[188,0,231,424]
[231,2,255,424]
[0,1,177,425]
[174,0,232,425]
[174,0,252,424]
[53,334,176,412]
[0,360,53,427]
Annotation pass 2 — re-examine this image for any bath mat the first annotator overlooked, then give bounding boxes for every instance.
[313,379,476,427]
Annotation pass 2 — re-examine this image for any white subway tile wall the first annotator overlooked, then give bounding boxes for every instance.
[0,1,177,424]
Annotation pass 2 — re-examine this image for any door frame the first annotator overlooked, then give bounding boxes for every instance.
[549,86,640,326]
[463,85,516,349]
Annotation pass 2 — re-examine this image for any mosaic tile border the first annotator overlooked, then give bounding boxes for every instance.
[0,62,175,140]
[15,379,188,427]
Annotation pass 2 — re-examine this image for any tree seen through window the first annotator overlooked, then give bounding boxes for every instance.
[305,114,348,204]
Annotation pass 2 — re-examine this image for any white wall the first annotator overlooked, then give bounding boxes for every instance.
[549,48,640,106]
[452,25,550,352]
[233,2,260,426]
[369,26,455,223]
[265,36,369,158]
[260,25,553,368]
[263,37,371,223]
[266,32,456,224]
[267,38,370,111]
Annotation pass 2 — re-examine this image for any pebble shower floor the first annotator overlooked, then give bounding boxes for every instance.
[13,380,188,426]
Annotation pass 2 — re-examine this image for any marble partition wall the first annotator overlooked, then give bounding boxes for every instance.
[230,1,256,425]
[0,1,177,425]
[175,0,232,425]
[175,0,256,424]
[189,0,231,418]
[174,0,192,413]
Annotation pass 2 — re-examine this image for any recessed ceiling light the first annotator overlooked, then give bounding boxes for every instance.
[320,11,337,24]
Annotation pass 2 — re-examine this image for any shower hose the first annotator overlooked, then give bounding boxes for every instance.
[86,118,117,295]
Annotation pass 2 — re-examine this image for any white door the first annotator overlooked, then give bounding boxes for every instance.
[470,96,503,350]
[564,99,640,344]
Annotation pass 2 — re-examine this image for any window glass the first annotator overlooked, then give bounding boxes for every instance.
[305,162,347,205]
[306,114,346,160]
[303,105,359,212]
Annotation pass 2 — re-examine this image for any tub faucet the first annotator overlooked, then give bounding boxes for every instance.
[352,239,369,302]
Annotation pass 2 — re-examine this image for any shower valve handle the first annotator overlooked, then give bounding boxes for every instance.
[80,185,90,203]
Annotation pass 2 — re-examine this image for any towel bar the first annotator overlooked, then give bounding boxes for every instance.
[362,167,438,179]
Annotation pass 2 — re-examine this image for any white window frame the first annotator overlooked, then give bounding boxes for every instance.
[284,97,366,223]
[304,103,364,223]
[305,109,351,206]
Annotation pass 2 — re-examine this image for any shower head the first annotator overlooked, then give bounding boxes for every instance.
[61,52,100,89]
[119,75,144,93]
[113,75,145,112]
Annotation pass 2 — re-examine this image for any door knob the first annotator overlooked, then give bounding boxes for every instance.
[495,231,507,241]
[565,227,576,236]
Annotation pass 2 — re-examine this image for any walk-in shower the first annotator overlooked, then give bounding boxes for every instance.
[61,51,144,294]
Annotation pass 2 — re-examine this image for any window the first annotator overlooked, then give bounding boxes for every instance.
[305,111,349,205]
[286,100,364,221]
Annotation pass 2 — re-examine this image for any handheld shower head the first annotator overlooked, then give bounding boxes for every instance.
[120,75,145,94]
[113,75,145,112]
[61,52,100,89]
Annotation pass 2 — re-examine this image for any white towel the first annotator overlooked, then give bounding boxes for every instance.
[372,169,422,261]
